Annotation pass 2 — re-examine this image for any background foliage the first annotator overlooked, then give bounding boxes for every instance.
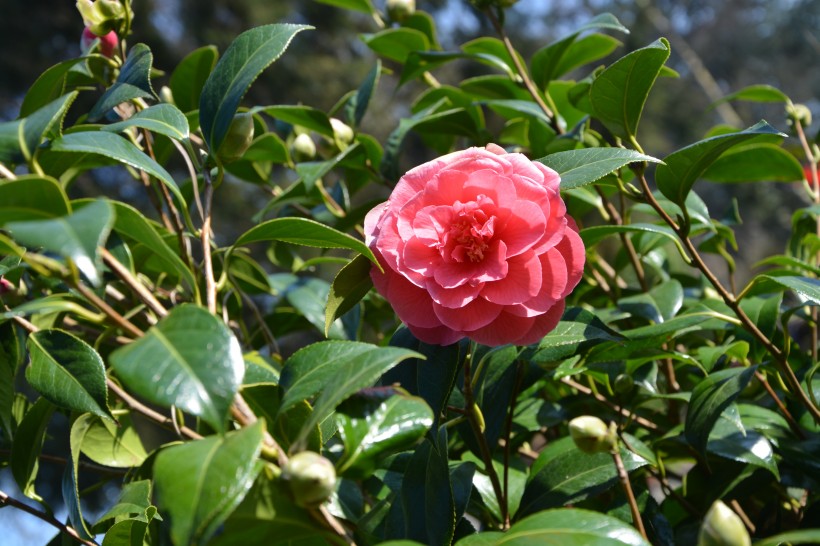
[1,0,820,545]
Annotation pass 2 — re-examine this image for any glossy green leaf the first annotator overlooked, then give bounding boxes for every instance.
[363,28,430,64]
[501,508,651,545]
[199,24,311,152]
[5,199,113,286]
[589,38,670,140]
[655,121,784,205]
[538,148,662,190]
[754,530,820,546]
[518,437,648,517]
[234,216,377,264]
[294,141,361,188]
[65,414,105,540]
[94,480,154,529]
[0,92,78,164]
[619,279,683,323]
[50,131,186,208]
[526,311,625,364]
[336,389,434,478]
[702,143,804,183]
[0,175,71,223]
[100,518,150,546]
[154,421,265,546]
[346,60,381,128]
[753,274,820,305]
[11,398,54,499]
[713,84,790,106]
[707,413,779,478]
[314,0,374,14]
[685,366,757,455]
[89,43,157,121]
[325,254,374,336]
[580,223,686,260]
[25,329,112,420]
[259,105,334,137]
[278,341,422,446]
[285,277,346,339]
[19,58,87,117]
[110,304,244,434]
[170,45,219,113]
[553,33,623,79]
[103,103,190,141]
[75,413,147,468]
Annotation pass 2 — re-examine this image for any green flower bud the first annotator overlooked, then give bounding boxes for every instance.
[292,133,317,162]
[76,0,131,36]
[698,501,751,546]
[387,0,415,23]
[786,103,812,128]
[613,373,634,395]
[569,416,617,454]
[216,113,255,164]
[330,118,354,148]
[159,86,174,105]
[282,451,337,508]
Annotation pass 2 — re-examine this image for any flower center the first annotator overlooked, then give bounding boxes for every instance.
[444,198,494,263]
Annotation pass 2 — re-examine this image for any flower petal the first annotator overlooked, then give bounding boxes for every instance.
[557,219,586,296]
[427,278,483,308]
[480,251,541,306]
[514,300,565,346]
[434,240,508,288]
[506,248,568,317]
[371,258,442,329]
[500,200,546,256]
[406,324,463,346]
[433,297,502,332]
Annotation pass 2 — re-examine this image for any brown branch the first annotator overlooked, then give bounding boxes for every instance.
[612,447,647,540]
[73,281,144,339]
[0,489,98,546]
[562,377,660,431]
[101,248,168,318]
[106,379,203,441]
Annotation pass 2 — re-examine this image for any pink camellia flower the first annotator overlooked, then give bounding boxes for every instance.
[81,27,118,58]
[365,144,585,346]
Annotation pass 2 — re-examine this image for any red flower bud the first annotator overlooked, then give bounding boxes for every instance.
[0,277,15,295]
[81,27,118,58]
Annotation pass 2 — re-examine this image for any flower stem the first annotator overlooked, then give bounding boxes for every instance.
[611,447,647,540]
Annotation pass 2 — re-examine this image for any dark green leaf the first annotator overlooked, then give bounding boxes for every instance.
[110,304,245,434]
[170,45,219,113]
[278,341,422,447]
[325,254,374,336]
[336,390,433,478]
[50,131,186,208]
[685,366,757,455]
[154,422,265,546]
[103,103,190,141]
[295,142,361,188]
[538,148,662,190]
[656,121,785,205]
[500,508,651,545]
[259,105,334,137]
[199,24,311,152]
[707,414,779,478]
[5,199,113,286]
[20,58,87,117]
[0,175,71,223]
[363,28,430,64]
[589,38,670,140]
[234,216,377,264]
[346,60,381,128]
[25,329,112,419]
[580,223,686,260]
[0,322,24,438]
[100,518,150,546]
[519,437,648,517]
[286,277,347,339]
[754,530,820,546]
[11,398,54,499]
[89,44,157,121]
[0,92,78,164]
[314,0,374,14]
[753,274,820,305]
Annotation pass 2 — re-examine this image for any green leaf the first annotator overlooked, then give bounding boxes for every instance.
[11,398,54,499]
[278,341,422,447]
[754,530,820,546]
[286,277,346,339]
[25,330,112,420]
[94,480,155,529]
[538,148,662,190]
[553,33,623,79]
[0,322,24,438]
[234,217,377,265]
[336,389,434,478]
[314,0,374,14]
[295,141,361,188]
[154,422,265,546]
[589,38,670,140]
[325,254,374,337]
[0,92,78,164]
[701,142,804,183]
[51,131,186,209]
[655,121,785,205]
[199,24,311,152]
[89,43,157,121]
[752,275,820,305]
[109,201,198,295]
[110,304,245,434]
[76,413,147,468]
[5,199,113,286]
[526,311,625,364]
[707,413,779,478]
[103,103,190,141]
[580,223,686,261]
[100,518,150,546]
[363,28,430,64]
[20,58,87,117]
[259,105,334,137]
[170,45,219,113]
[346,60,381,128]
[499,508,651,545]
[713,84,790,106]
[518,437,648,517]
[0,175,71,223]
[65,414,106,540]
[685,366,757,455]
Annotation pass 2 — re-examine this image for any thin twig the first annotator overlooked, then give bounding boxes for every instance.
[0,162,17,179]
[201,168,218,315]
[0,449,126,475]
[73,281,144,339]
[106,379,203,441]
[755,371,805,439]
[101,248,168,318]
[562,377,660,431]
[0,489,98,546]
[612,447,648,540]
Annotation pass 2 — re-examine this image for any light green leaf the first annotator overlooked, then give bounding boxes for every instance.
[707,414,779,478]
[713,84,790,106]
[0,92,78,164]
[25,329,112,420]
[656,121,784,205]
[5,199,113,286]
[492,508,651,545]
[753,275,820,305]
[103,103,190,141]
[701,143,804,183]
[314,0,374,14]
[538,148,662,190]
[76,413,148,468]
[589,38,670,140]
[259,105,334,137]
[154,422,265,546]
[110,304,245,434]
[89,43,157,121]
[199,24,311,152]
[754,529,820,546]
[170,45,219,113]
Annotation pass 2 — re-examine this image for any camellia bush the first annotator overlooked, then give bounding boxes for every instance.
[2,0,820,544]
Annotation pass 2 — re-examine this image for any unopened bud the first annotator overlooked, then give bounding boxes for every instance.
[330,118,354,147]
[387,0,415,23]
[613,374,634,395]
[698,500,751,546]
[292,133,316,162]
[81,27,118,58]
[786,103,812,128]
[569,416,617,454]
[76,0,129,36]
[0,277,15,295]
[159,86,174,104]
[282,451,337,508]
[216,113,254,164]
